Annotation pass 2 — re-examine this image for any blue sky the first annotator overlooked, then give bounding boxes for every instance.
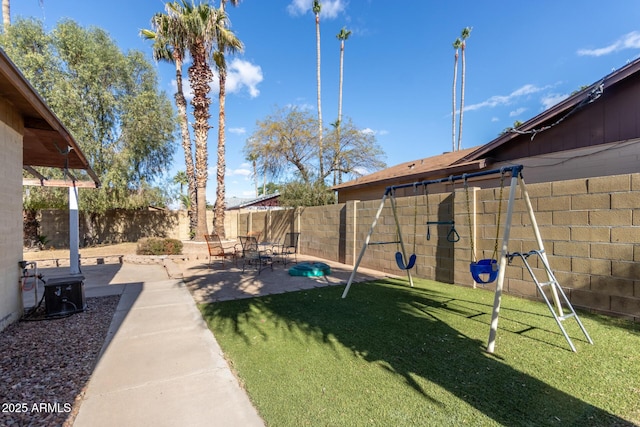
[11,0,640,201]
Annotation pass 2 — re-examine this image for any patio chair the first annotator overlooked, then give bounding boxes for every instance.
[204,234,239,269]
[239,235,273,274]
[271,232,300,266]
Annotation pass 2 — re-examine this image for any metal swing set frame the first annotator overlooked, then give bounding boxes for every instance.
[341,165,593,353]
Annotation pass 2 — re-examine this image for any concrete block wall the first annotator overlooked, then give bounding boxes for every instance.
[0,102,24,332]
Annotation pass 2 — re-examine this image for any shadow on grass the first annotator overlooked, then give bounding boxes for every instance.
[201,278,635,427]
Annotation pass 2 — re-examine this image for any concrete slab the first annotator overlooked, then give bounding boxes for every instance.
[73,262,264,427]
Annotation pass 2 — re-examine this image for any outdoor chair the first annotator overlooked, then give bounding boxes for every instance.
[239,235,273,274]
[204,234,239,269]
[272,232,300,266]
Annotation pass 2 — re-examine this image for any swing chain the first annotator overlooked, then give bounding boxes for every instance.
[463,175,476,263]
[492,171,506,260]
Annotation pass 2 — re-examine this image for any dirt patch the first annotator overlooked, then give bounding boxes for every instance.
[22,243,139,262]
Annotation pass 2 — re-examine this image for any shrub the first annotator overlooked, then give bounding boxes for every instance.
[136,237,183,255]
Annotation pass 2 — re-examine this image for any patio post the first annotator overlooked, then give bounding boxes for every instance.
[69,184,80,274]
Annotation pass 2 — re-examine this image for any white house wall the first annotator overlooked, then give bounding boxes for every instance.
[0,101,24,332]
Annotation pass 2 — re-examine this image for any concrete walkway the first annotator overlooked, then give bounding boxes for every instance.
[21,251,391,426]
[64,263,264,427]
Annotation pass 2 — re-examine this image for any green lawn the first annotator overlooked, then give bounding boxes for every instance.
[200,278,640,427]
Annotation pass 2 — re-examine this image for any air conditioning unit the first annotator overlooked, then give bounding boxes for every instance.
[44,275,86,317]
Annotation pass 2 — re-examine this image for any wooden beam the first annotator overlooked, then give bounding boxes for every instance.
[23,178,97,188]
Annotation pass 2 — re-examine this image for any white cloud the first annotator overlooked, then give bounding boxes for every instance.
[509,107,527,117]
[491,117,499,122]
[577,31,640,57]
[229,127,246,134]
[225,59,263,98]
[287,0,346,18]
[464,84,548,112]
[227,167,252,177]
[541,93,569,110]
[360,128,388,136]
[171,58,263,100]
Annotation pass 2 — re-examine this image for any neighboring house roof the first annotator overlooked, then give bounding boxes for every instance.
[0,48,100,187]
[453,57,640,165]
[227,193,280,210]
[334,56,640,195]
[333,147,488,192]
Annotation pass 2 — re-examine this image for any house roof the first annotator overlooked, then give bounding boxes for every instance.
[453,56,640,165]
[332,147,488,192]
[0,48,100,187]
[227,193,280,210]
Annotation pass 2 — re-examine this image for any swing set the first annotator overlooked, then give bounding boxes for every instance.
[341,165,593,353]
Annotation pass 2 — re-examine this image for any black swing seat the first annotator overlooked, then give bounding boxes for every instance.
[470,259,498,283]
[395,252,416,270]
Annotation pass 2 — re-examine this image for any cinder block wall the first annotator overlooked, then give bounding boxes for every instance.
[237,173,640,320]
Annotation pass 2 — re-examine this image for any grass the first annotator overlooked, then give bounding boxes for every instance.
[200,278,640,427]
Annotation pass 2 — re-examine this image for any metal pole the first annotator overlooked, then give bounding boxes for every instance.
[487,172,519,353]
[69,184,81,275]
[518,175,563,315]
[342,193,389,298]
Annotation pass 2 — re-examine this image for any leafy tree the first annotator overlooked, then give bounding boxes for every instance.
[1,18,176,213]
[245,106,386,204]
[279,180,334,208]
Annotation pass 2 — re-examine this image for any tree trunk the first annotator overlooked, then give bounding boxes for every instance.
[315,13,324,180]
[190,47,213,241]
[2,0,9,31]
[213,70,227,238]
[458,43,466,151]
[174,57,197,237]
[452,50,458,152]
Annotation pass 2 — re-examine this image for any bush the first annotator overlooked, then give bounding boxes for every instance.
[136,237,183,255]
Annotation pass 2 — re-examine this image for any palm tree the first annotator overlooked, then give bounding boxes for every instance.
[451,37,461,152]
[141,5,198,236]
[457,26,471,151]
[177,0,226,240]
[212,0,243,238]
[313,0,324,180]
[335,26,351,184]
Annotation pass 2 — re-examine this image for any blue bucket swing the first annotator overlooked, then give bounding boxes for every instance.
[464,172,505,284]
[392,188,417,270]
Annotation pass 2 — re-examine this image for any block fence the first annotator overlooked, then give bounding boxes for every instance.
[237,173,640,321]
[33,172,640,320]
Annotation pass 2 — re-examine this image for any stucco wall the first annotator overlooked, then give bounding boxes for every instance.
[0,100,24,332]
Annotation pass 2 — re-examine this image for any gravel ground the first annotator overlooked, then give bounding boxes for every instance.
[0,295,120,427]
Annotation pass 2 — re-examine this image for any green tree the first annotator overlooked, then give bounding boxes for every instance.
[457,26,471,151]
[313,0,324,180]
[2,18,176,213]
[279,180,334,207]
[451,37,461,152]
[142,3,198,235]
[212,0,243,238]
[246,107,386,205]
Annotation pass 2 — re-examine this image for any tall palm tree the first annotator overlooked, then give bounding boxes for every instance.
[141,5,198,236]
[212,0,243,238]
[451,37,461,152]
[313,0,324,180]
[177,0,225,240]
[457,26,471,151]
[335,26,351,184]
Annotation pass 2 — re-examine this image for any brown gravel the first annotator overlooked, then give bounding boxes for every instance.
[0,296,120,427]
